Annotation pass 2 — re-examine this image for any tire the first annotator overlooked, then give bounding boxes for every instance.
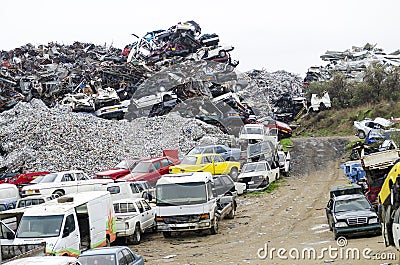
[229,167,239,181]
[227,206,235,219]
[319,103,326,111]
[358,130,366,139]
[142,192,149,201]
[131,224,141,245]
[218,50,227,58]
[210,215,219,235]
[163,231,172,238]
[53,190,65,197]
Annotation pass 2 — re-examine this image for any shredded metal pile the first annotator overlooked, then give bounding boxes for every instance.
[0,99,231,175]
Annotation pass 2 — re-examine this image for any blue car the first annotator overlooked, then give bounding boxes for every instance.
[77,246,144,265]
[187,144,241,161]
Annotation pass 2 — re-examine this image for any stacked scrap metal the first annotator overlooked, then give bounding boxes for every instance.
[304,43,400,83]
[239,69,304,119]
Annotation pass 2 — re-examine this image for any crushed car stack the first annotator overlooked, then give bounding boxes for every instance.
[304,43,400,83]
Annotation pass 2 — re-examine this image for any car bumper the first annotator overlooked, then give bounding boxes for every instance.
[334,224,381,236]
[157,220,212,232]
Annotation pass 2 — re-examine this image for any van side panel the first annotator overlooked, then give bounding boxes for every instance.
[86,195,116,247]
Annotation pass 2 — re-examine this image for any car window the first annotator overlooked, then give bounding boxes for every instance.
[153,161,161,170]
[142,200,152,211]
[256,163,267,171]
[213,177,222,187]
[127,203,137,213]
[62,174,75,182]
[204,147,214,153]
[122,248,135,262]
[181,156,198,165]
[213,156,224,163]
[136,202,144,213]
[221,175,233,185]
[118,250,127,265]
[130,183,139,194]
[64,214,76,234]
[107,186,121,194]
[216,146,226,153]
[75,173,88,180]
[161,158,172,167]
[201,156,212,164]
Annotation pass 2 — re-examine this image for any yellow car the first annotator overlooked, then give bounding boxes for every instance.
[169,153,240,180]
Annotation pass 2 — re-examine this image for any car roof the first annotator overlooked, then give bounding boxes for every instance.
[78,246,129,256]
[333,194,366,201]
[330,183,362,192]
[4,256,79,265]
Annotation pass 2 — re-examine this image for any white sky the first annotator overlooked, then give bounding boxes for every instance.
[3,0,400,76]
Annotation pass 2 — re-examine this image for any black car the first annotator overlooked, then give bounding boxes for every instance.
[326,194,381,239]
[212,175,237,197]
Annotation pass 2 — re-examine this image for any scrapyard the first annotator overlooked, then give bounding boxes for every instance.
[1,18,400,264]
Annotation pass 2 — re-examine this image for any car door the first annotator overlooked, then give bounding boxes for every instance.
[215,146,229,160]
[326,199,334,229]
[159,159,172,176]
[212,155,227,174]
[60,173,78,194]
[140,200,155,229]
[147,161,161,185]
[75,172,91,192]
[392,207,400,249]
[200,155,214,173]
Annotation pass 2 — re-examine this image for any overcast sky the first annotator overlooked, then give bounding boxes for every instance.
[3,0,400,76]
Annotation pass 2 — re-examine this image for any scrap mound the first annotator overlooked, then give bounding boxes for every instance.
[0,99,230,175]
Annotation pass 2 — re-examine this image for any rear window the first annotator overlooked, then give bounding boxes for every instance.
[114,203,137,213]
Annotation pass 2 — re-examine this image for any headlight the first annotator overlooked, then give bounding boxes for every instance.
[369,217,378,224]
[335,222,348,228]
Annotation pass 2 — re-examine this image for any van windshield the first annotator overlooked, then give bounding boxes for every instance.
[156,182,207,206]
[17,215,64,238]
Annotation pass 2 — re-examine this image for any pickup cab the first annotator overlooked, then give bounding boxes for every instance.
[113,198,156,244]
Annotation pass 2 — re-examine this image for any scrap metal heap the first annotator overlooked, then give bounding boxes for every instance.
[304,43,400,83]
[0,21,240,122]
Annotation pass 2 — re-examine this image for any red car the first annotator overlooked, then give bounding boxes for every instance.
[94,158,139,181]
[5,171,50,191]
[117,150,180,185]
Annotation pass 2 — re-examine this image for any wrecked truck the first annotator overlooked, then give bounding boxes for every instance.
[155,172,236,238]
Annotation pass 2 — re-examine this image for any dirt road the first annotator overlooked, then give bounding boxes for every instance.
[130,137,399,264]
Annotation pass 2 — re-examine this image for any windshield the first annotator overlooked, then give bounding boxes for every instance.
[242,127,263,135]
[115,159,137,170]
[30,176,44,184]
[157,182,207,206]
[187,147,204,155]
[78,254,116,265]
[334,197,371,213]
[40,174,58,183]
[131,162,152,173]
[242,163,266,173]
[181,156,198,165]
[17,215,64,238]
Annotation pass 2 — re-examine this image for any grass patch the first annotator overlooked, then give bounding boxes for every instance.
[280,138,294,151]
[246,178,286,196]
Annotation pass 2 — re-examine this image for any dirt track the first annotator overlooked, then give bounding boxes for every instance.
[129,137,399,264]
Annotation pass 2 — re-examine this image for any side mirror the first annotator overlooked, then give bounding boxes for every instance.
[62,227,70,238]
[6,231,15,240]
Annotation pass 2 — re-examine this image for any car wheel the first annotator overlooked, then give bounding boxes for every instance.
[142,192,149,201]
[358,130,366,139]
[163,231,172,238]
[131,224,141,245]
[218,50,227,58]
[53,190,65,197]
[210,215,219,235]
[227,207,235,219]
[229,167,239,181]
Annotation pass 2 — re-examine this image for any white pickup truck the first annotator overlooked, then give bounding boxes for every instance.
[113,198,156,244]
[155,172,236,238]
[21,170,112,197]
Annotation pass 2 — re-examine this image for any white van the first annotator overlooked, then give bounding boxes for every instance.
[12,191,116,256]
[0,184,20,211]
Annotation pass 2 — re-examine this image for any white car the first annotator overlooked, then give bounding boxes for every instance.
[21,170,112,197]
[113,198,156,244]
[3,256,82,265]
[237,161,280,191]
[353,117,393,139]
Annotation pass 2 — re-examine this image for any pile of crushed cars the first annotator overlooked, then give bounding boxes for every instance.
[0,21,241,122]
[304,43,400,83]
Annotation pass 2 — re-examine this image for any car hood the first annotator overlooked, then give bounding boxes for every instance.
[170,165,206,172]
[96,168,130,177]
[238,171,266,179]
[119,173,149,181]
[335,210,377,220]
